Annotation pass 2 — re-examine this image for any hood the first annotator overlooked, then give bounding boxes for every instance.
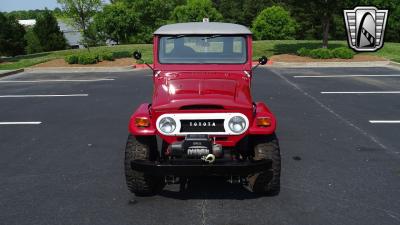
[152,76,253,111]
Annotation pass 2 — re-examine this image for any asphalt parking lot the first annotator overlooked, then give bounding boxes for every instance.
[0,66,399,225]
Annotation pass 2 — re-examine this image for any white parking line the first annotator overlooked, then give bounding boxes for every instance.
[321,91,400,94]
[0,78,114,83]
[369,120,400,124]
[0,122,42,125]
[295,75,400,78]
[0,94,89,98]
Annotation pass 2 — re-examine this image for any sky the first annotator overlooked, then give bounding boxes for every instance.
[0,0,59,12]
[0,0,109,12]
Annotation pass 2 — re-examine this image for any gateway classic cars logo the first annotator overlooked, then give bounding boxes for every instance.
[344,6,388,52]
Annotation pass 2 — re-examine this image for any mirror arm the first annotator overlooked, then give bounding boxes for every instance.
[144,62,154,71]
[136,59,154,71]
[252,63,260,71]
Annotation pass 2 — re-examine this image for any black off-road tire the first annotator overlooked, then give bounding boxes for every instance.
[124,135,165,196]
[248,133,281,195]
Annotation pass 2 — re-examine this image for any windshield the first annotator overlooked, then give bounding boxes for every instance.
[158,35,247,64]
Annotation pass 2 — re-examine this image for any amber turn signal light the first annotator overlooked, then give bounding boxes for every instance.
[256,117,271,127]
[135,117,150,127]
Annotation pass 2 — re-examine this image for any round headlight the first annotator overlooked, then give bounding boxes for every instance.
[228,116,246,133]
[159,117,176,134]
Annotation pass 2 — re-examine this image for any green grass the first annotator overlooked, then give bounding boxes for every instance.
[1,40,400,70]
[0,44,153,70]
[253,40,400,62]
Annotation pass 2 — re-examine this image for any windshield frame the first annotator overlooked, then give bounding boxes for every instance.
[157,35,248,65]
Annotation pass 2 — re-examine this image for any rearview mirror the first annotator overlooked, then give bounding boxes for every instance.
[133,51,142,60]
[258,56,268,65]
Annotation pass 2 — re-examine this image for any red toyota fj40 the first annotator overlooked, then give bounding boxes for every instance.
[125,22,281,195]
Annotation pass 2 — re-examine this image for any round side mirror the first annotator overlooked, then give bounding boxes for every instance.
[259,56,268,65]
[133,51,142,60]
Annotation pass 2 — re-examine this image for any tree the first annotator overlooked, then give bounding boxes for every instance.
[171,0,223,23]
[57,0,102,48]
[116,0,184,43]
[93,2,139,44]
[33,10,67,51]
[212,0,278,27]
[25,28,43,54]
[5,9,47,20]
[251,6,296,40]
[0,13,26,56]
[242,0,276,27]
[212,0,245,24]
[287,0,347,48]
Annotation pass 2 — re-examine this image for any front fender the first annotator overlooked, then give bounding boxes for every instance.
[248,102,277,135]
[128,103,157,136]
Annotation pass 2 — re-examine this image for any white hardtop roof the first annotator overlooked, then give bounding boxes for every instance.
[154,22,252,35]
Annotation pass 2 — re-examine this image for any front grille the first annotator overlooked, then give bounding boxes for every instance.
[180,119,225,132]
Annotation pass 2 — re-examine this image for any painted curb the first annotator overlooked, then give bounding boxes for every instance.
[132,64,153,70]
[0,69,24,78]
[389,61,400,69]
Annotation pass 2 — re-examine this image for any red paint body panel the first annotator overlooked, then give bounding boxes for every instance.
[248,102,276,135]
[152,72,252,111]
[128,103,156,136]
[128,34,276,146]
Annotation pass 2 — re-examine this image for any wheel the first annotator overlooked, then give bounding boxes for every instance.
[247,133,281,195]
[124,134,165,196]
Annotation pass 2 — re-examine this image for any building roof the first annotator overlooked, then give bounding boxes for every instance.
[18,19,36,26]
[153,22,252,35]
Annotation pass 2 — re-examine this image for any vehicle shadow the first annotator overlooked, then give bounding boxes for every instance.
[159,177,265,200]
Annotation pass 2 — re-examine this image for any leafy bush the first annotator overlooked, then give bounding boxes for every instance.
[112,51,131,59]
[65,55,79,64]
[332,47,355,59]
[101,52,114,61]
[78,54,98,64]
[310,48,334,59]
[251,6,297,40]
[297,47,311,57]
[297,47,355,59]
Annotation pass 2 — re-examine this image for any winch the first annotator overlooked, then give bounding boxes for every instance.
[170,134,222,160]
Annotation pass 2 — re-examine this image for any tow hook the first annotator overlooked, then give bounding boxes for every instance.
[201,154,216,164]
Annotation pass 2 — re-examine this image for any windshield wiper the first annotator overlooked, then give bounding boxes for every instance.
[167,35,186,39]
[202,35,222,40]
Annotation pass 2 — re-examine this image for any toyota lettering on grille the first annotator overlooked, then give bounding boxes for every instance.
[180,119,225,132]
[189,121,216,127]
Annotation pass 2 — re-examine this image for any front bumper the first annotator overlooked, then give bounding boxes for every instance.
[131,159,271,176]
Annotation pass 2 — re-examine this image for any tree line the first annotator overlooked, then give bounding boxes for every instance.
[0,10,67,56]
[1,0,399,57]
